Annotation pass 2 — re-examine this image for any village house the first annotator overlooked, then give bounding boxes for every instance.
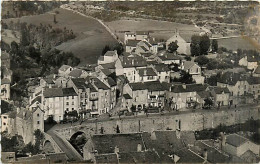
[42,87,78,122]
[124,32,136,44]
[125,40,140,53]
[135,67,158,82]
[196,90,213,108]
[154,64,171,83]
[58,65,74,77]
[239,55,259,71]
[40,77,56,88]
[97,50,118,65]
[96,61,116,73]
[247,77,260,99]
[68,68,89,78]
[166,31,191,55]
[115,54,147,83]
[181,61,205,84]
[135,40,158,54]
[1,77,11,101]
[2,107,44,144]
[122,93,133,111]
[223,133,259,157]
[123,82,148,110]
[156,51,182,65]
[166,84,208,110]
[210,87,231,107]
[55,76,70,88]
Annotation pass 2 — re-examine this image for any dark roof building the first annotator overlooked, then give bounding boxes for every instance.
[43,88,77,98]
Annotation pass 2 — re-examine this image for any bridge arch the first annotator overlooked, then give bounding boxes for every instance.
[42,140,55,153]
[69,131,89,157]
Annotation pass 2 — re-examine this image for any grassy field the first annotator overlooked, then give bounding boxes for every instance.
[106,18,201,42]
[218,37,259,51]
[3,8,117,65]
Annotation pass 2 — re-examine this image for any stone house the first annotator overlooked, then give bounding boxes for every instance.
[3,107,44,144]
[122,93,133,111]
[247,77,260,99]
[135,67,158,82]
[239,55,259,71]
[98,50,118,65]
[155,51,182,65]
[42,87,78,122]
[124,32,136,44]
[166,31,191,55]
[115,54,147,83]
[68,68,89,78]
[125,40,140,53]
[223,134,259,157]
[154,64,171,83]
[210,87,231,107]
[181,61,201,75]
[58,65,73,77]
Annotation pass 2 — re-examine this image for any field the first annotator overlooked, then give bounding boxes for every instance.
[106,18,202,42]
[218,37,259,51]
[3,8,117,65]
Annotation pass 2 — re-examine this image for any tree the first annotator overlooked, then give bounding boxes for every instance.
[34,129,44,154]
[102,45,111,56]
[212,39,218,52]
[190,35,201,56]
[194,55,209,66]
[113,43,124,55]
[200,34,210,55]
[172,70,194,84]
[168,41,179,53]
[204,98,213,109]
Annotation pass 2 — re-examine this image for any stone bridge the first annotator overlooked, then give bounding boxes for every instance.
[55,107,260,141]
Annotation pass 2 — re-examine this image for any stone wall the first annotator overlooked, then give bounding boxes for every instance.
[55,107,260,141]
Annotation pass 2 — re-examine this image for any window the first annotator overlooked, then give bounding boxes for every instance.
[37,113,40,117]
[66,108,69,111]
[72,108,74,111]
[3,116,7,119]
[72,96,74,99]
[72,102,74,105]
[66,102,69,105]
[3,122,6,125]
[37,121,40,124]
[66,96,69,100]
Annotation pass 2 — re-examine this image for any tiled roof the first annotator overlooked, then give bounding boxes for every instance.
[43,87,77,98]
[123,93,132,99]
[107,77,117,87]
[43,78,55,84]
[92,133,145,154]
[175,148,205,163]
[217,72,246,85]
[247,77,260,85]
[211,87,230,94]
[100,62,116,69]
[119,151,162,163]
[171,84,207,93]
[86,77,110,90]
[59,65,71,72]
[126,40,140,47]
[137,67,157,76]
[129,81,168,91]
[101,69,112,76]
[31,96,42,105]
[140,45,149,52]
[154,64,170,72]
[121,55,147,68]
[104,51,117,56]
[68,69,84,78]
[71,78,88,89]
[226,134,248,147]
[182,61,197,71]
[62,88,78,96]
[158,52,182,61]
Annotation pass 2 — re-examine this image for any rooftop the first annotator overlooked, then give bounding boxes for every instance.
[137,67,157,76]
[59,65,72,72]
[126,40,140,47]
[43,87,77,98]
[226,134,248,147]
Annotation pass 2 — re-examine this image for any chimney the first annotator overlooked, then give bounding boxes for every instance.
[203,148,208,162]
[220,132,226,150]
[150,129,157,140]
[176,129,181,139]
[114,146,119,154]
[137,143,142,152]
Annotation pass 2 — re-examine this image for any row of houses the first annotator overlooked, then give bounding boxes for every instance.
[83,131,259,163]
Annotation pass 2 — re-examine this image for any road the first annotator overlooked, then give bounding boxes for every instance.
[47,130,83,162]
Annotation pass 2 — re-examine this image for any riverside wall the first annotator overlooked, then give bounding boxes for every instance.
[55,107,259,140]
